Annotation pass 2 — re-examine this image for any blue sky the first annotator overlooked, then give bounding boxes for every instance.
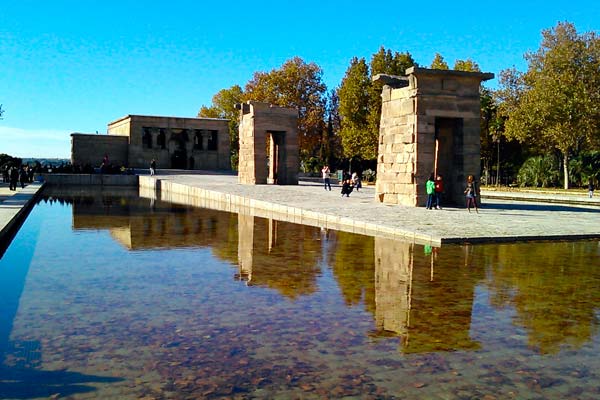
[1,0,598,158]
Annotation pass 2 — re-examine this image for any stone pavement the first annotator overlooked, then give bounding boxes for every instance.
[148,173,600,246]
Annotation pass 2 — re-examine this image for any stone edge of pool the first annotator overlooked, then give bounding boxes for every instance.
[3,175,600,249]
[138,176,600,246]
[0,183,45,256]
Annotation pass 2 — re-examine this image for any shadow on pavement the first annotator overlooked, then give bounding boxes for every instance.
[482,201,600,213]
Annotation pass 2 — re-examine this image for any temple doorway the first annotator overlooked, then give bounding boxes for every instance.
[169,131,189,169]
[267,132,286,184]
[434,118,463,204]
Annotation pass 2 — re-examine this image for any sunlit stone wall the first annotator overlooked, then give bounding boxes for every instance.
[375,68,493,206]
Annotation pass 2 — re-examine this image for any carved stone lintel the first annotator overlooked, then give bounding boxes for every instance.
[372,74,409,88]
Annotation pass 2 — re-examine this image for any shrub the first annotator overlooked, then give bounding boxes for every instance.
[362,168,376,183]
[517,156,559,187]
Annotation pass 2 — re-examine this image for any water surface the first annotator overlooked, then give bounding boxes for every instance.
[1,189,599,399]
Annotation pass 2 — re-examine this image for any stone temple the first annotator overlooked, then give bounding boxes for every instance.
[374,67,493,206]
[71,115,231,170]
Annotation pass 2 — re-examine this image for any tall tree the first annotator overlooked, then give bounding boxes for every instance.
[198,85,244,168]
[322,89,342,164]
[337,57,372,160]
[243,57,327,160]
[337,47,416,163]
[368,47,416,159]
[497,22,600,188]
[453,58,481,72]
[430,53,449,70]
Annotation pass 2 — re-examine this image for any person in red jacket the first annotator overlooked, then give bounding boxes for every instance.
[434,174,444,210]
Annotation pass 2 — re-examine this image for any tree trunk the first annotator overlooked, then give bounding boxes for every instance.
[563,152,569,189]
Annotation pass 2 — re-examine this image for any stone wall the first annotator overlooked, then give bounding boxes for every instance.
[107,115,231,170]
[375,68,493,206]
[238,101,299,185]
[42,173,138,186]
[71,133,129,167]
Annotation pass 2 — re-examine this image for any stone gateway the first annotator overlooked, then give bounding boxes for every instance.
[374,67,493,207]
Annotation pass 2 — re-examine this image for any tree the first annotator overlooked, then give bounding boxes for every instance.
[497,22,600,189]
[322,89,342,165]
[243,57,327,161]
[337,47,416,165]
[337,57,372,160]
[430,53,449,70]
[453,58,481,72]
[0,153,21,168]
[480,87,499,184]
[368,48,416,155]
[198,85,244,168]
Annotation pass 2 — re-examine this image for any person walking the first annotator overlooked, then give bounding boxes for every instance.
[434,174,444,209]
[321,165,331,191]
[150,159,157,176]
[19,166,27,188]
[425,174,435,209]
[588,179,595,198]
[351,172,362,191]
[9,166,18,191]
[464,175,478,213]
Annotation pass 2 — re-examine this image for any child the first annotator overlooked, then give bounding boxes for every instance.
[425,174,435,209]
[434,174,444,209]
[464,175,478,213]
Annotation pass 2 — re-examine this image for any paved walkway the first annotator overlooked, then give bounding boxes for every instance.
[149,173,600,245]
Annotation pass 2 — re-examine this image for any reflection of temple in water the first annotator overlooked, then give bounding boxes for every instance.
[70,194,238,253]
[374,239,483,353]
[56,188,485,352]
[236,214,322,299]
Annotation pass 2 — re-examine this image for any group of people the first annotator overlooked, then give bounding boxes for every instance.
[425,174,445,210]
[3,165,33,191]
[321,165,362,197]
[426,173,479,212]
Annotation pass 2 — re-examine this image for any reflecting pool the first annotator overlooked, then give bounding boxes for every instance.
[1,188,600,399]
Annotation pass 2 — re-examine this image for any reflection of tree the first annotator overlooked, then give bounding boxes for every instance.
[484,242,600,354]
[242,218,322,299]
[328,232,376,315]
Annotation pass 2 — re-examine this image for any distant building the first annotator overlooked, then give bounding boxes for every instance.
[71,115,231,170]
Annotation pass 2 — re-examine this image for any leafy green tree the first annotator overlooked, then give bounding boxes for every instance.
[517,155,560,187]
[0,154,21,169]
[568,151,600,187]
[497,22,600,189]
[430,53,449,70]
[453,58,481,72]
[322,89,342,165]
[243,57,327,161]
[198,85,244,168]
[480,88,499,184]
[368,48,416,157]
[337,48,416,164]
[337,57,372,160]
